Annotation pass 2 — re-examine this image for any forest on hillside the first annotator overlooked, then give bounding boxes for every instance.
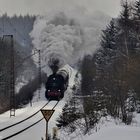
[57,0,140,134]
[0,14,35,49]
[0,15,39,113]
[0,0,140,135]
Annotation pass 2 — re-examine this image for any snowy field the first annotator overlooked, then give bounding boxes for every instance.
[0,94,140,140]
[84,114,140,140]
[59,113,140,140]
[0,67,140,140]
[0,98,65,140]
[1,90,140,140]
[0,65,76,140]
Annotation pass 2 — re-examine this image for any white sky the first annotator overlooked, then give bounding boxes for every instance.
[0,0,135,17]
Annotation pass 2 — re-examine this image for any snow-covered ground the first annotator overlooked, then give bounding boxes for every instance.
[59,114,140,140]
[87,125,140,140]
[0,65,140,140]
[0,65,76,140]
[0,91,140,140]
[0,96,65,140]
[84,114,140,140]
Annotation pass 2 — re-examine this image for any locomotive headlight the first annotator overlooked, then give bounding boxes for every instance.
[58,89,61,92]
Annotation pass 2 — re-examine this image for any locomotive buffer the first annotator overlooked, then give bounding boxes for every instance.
[41,109,55,140]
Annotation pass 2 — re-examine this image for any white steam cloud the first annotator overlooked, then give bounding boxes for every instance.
[30,8,110,73]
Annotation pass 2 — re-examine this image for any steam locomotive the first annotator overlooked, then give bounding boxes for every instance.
[45,69,69,100]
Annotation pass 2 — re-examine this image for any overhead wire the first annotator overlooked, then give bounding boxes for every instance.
[0,11,41,79]
[0,10,42,113]
[0,101,50,132]
[0,12,62,139]
[1,101,60,140]
[0,50,39,78]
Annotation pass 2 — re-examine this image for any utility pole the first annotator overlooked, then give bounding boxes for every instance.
[2,15,4,35]
[38,49,41,99]
[8,35,15,117]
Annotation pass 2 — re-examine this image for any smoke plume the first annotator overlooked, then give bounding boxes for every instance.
[30,8,110,73]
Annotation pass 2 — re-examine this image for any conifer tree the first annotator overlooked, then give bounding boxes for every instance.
[133,0,140,20]
[119,0,132,29]
[132,0,140,46]
[101,19,118,51]
[81,55,96,96]
[118,0,133,55]
[56,97,81,132]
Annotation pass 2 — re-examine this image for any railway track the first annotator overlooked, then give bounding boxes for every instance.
[0,101,60,140]
[0,101,50,132]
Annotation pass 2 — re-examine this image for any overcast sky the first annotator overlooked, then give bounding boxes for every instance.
[0,0,134,17]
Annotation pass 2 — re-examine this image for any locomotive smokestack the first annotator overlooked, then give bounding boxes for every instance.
[48,58,60,73]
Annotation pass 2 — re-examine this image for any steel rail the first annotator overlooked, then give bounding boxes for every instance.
[1,101,60,140]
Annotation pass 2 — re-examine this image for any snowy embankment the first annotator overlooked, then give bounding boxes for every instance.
[0,66,140,140]
[0,90,140,140]
[60,114,140,140]
[0,94,66,140]
[0,65,76,140]
[87,125,140,140]
[85,114,140,140]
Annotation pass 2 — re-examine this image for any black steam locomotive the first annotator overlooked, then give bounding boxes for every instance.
[45,70,69,100]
